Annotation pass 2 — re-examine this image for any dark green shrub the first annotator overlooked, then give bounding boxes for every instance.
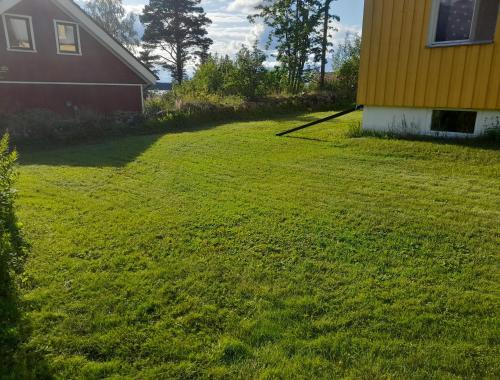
[0,109,146,144]
[0,134,24,276]
[0,134,28,375]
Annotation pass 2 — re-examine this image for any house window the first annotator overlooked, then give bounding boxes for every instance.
[431,110,477,133]
[54,20,81,55]
[430,0,500,45]
[2,14,36,52]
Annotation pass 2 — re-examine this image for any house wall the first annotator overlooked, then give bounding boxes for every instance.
[0,0,145,84]
[0,0,146,114]
[357,0,500,111]
[0,83,143,114]
[362,106,500,138]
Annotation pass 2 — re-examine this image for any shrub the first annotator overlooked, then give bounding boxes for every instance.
[0,134,24,277]
[0,110,146,144]
[0,134,27,373]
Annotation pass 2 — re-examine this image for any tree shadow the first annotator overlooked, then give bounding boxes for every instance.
[15,109,349,168]
[1,216,52,379]
[15,111,332,168]
[0,279,52,379]
[354,133,500,151]
[283,135,331,143]
[16,132,164,168]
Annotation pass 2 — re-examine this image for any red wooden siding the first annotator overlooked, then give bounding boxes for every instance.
[0,83,143,114]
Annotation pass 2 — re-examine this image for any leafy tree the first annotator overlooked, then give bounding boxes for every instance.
[331,33,361,104]
[140,0,212,84]
[185,45,267,99]
[250,0,336,93]
[227,44,267,99]
[84,0,139,50]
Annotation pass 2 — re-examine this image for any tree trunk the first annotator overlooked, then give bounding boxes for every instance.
[176,43,183,84]
[320,0,331,90]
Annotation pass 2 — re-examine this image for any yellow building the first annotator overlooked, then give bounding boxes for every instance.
[357,0,500,137]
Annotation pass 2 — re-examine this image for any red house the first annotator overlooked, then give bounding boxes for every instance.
[0,0,157,115]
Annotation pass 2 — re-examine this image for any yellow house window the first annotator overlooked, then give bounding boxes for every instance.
[54,20,81,55]
[430,0,499,45]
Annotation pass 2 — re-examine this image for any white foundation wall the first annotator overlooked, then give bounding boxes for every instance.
[362,106,500,138]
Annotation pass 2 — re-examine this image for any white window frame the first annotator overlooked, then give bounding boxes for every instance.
[428,0,497,47]
[53,19,82,56]
[2,13,36,52]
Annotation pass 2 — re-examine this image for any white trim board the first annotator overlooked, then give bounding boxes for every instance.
[0,80,143,86]
[0,0,157,85]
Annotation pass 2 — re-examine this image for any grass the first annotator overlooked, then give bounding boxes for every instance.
[9,111,500,378]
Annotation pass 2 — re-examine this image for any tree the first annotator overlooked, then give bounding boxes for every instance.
[331,33,361,104]
[250,0,335,93]
[227,44,267,99]
[319,0,340,89]
[85,0,139,50]
[183,44,267,99]
[138,49,161,74]
[140,0,212,84]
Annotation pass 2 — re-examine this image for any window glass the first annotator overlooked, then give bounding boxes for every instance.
[5,15,34,50]
[56,22,80,54]
[435,0,476,42]
[431,110,477,134]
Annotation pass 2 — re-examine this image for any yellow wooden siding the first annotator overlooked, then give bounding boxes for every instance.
[357,0,500,110]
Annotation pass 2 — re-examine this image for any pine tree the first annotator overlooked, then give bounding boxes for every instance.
[140,0,212,84]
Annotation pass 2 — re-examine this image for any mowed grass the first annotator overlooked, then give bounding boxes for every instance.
[14,111,500,378]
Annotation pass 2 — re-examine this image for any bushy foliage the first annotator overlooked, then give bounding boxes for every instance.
[174,44,271,100]
[144,91,337,127]
[0,110,146,144]
[0,134,27,376]
[330,33,361,105]
[0,134,23,278]
[311,33,361,105]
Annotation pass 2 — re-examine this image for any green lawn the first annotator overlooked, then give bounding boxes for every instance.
[12,111,500,378]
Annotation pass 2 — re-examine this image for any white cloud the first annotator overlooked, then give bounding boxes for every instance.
[226,0,262,13]
[331,21,362,47]
[123,3,145,14]
[205,11,265,56]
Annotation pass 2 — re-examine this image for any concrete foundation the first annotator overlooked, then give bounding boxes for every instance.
[362,106,500,138]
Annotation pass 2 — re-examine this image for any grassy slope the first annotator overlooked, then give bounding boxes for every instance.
[15,112,500,379]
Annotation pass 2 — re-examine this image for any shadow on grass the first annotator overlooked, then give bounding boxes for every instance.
[18,133,163,168]
[282,135,331,143]
[16,110,336,168]
[349,128,500,151]
[1,234,52,379]
[0,279,52,379]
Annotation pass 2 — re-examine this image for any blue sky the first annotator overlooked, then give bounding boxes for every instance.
[121,0,365,81]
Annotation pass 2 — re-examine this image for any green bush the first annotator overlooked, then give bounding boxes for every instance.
[0,134,28,375]
[0,110,146,144]
[0,134,24,276]
[144,92,338,128]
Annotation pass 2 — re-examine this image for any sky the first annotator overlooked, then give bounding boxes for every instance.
[120,0,365,82]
